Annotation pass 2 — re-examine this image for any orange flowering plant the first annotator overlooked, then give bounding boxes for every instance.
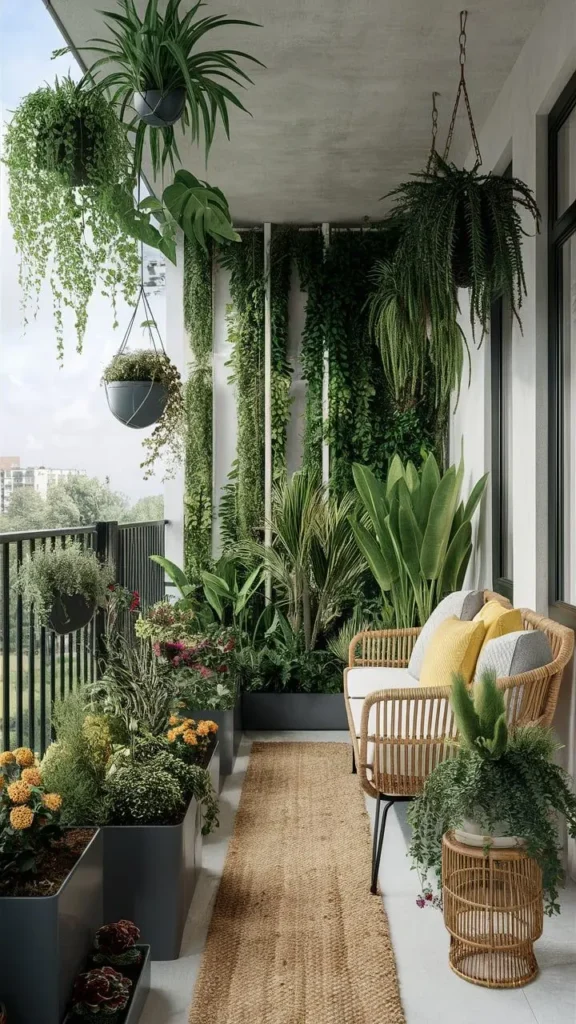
[165,716,218,761]
[0,748,64,876]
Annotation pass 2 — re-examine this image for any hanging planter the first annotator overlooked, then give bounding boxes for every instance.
[102,278,185,477]
[56,0,262,179]
[133,88,186,127]
[14,543,113,633]
[3,76,139,360]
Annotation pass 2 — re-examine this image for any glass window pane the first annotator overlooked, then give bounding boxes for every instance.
[562,234,576,603]
[557,106,576,217]
[500,295,514,581]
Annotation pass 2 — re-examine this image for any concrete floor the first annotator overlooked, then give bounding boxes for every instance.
[140,732,576,1024]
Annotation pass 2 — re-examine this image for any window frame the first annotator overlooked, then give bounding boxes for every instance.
[548,70,576,625]
[491,164,514,603]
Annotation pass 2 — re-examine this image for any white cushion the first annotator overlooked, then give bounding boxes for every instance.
[349,691,454,781]
[407,590,484,680]
[475,630,553,680]
[346,666,411,698]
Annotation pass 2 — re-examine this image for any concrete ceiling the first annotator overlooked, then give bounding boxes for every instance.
[49,0,546,223]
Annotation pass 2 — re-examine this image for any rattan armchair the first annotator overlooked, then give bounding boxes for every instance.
[344,604,574,893]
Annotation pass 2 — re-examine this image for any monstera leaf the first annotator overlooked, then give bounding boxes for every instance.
[163,170,240,251]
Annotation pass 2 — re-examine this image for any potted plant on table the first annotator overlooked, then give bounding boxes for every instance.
[0,748,103,1023]
[3,76,139,360]
[408,672,576,915]
[15,542,113,634]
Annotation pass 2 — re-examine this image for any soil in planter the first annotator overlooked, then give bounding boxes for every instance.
[0,828,96,897]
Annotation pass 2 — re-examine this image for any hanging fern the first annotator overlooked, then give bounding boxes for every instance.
[183,238,213,575]
[219,231,265,543]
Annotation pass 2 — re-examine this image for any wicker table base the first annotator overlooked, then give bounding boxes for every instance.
[442,832,543,988]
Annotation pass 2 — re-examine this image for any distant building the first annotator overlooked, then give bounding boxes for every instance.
[0,456,20,472]
[0,465,82,514]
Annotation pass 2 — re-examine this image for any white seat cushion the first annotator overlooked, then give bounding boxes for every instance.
[349,691,454,781]
[346,666,411,698]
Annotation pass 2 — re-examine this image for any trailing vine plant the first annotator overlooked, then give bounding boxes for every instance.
[183,238,213,575]
[219,231,265,543]
[295,229,325,477]
[4,77,139,359]
[270,226,298,483]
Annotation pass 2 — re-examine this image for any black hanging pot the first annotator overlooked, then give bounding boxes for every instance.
[133,89,186,127]
[48,593,96,635]
[36,116,96,187]
[106,380,168,429]
[451,188,494,289]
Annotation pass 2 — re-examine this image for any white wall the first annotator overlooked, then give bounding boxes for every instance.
[450,0,576,876]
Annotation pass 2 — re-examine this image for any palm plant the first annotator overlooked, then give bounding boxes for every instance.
[248,471,368,651]
[350,453,487,628]
[57,0,262,177]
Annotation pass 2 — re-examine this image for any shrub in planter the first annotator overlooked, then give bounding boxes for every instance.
[14,543,113,634]
[88,634,179,740]
[408,672,576,915]
[152,627,237,710]
[102,350,184,477]
[4,76,139,359]
[134,600,205,644]
[0,748,63,880]
[56,0,261,179]
[70,965,132,1019]
[92,920,142,967]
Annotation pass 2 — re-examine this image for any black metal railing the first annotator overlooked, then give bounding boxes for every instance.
[0,519,166,756]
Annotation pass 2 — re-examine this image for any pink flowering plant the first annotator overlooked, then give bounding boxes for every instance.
[153,625,237,710]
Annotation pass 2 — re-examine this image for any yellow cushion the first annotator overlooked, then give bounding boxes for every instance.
[419,616,486,688]
[473,600,523,647]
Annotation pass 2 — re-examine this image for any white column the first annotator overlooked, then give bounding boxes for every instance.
[264,223,272,599]
[321,222,330,487]
[164,230,186,577]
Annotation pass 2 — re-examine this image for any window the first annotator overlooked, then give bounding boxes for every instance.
[491,165,514,602]
[549,72,576,613]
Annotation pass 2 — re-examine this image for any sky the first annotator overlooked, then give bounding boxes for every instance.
[0,0,166,501]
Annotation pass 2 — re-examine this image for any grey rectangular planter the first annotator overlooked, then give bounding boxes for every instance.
[241,692,348,730]
[102,796,199,961]
[124,944,151,1024]
[0,828,103,1024]
[184,702,241,780]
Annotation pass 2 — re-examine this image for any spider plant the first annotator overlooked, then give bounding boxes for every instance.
[55,0,263,177]
[386,155,540,336]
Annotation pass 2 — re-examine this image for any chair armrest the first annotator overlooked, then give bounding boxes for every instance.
[348,627,421,668]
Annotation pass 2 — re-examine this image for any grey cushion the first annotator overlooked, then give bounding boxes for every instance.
[407,590,484,680]
[475,630,553,680]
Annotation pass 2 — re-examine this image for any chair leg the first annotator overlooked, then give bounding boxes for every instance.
[352,748,357,774]
[370,796,394,895]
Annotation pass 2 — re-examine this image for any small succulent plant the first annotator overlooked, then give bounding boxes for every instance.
[71,965,131,1018]
[93,920,142,967]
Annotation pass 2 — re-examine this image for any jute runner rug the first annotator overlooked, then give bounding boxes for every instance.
[188,742,405,1024]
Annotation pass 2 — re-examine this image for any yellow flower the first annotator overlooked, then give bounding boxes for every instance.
[173,724,187,735]
[168,715,181,727]
[21,767,42,787]
[0,751,16,766]
[206,721,219,734]
[13,747,35,767]
[42,793,62,813]
[196,721,210,736]
[183,719,196,728]
[7,781,32,804]
[183,730,198,746]
[10,805,34,830]
[167,729,177,743]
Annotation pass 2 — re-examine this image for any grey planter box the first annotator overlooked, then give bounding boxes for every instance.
[183,703,241,780]
[241,692,348,730]
[208,739,220,795]
[102,796,199,961]
[0,828,103,1024]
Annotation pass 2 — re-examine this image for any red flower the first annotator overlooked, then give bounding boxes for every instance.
[95,920,140,956]
[130,591,140,611]
[199,665,213,679]
[223,638,235,652]
[72,966,131,1013]
[107,583,116,591]
[216,664,228,673]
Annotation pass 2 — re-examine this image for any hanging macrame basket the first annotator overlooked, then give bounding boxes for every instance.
[133,88,186,127]
[105,273,170,429]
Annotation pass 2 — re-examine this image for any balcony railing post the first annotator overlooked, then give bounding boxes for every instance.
[94,521,119,671]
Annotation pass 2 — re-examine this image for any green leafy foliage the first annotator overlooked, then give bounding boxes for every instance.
[87,635,179,738]
[0,751,64,878]
[106,760,184,824]
[164,171,240,250]
[56,0,262,178]
[351,453,487,627]
[3,76,139,359]
[14,542,114,627]
[184,239,213,576]
[409,676,576,915]
[103,350,185,478]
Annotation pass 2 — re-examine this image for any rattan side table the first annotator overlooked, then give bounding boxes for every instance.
[442,831,543,988]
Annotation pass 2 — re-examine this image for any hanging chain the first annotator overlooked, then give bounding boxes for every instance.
[442,10,482,167]
[425,91,440,175]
